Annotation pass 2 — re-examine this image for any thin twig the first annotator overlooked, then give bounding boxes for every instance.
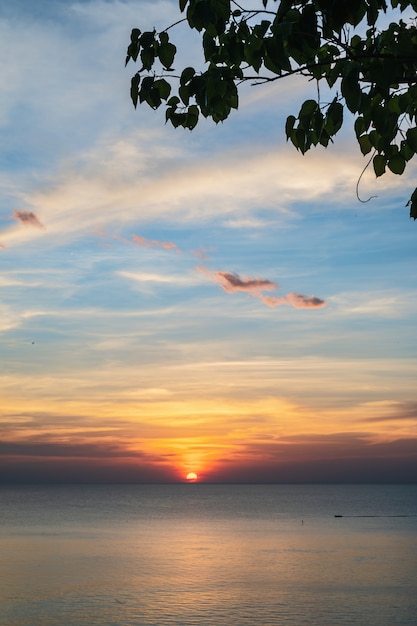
[163,18,187,33]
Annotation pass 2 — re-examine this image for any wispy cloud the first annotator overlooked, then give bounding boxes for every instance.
[113,233,182,253]
[1,136,398,250]
[362,400,417,423]
[0,304,21,332]
[118,270,198,288]
[1,122,413,255]
[329,290,417,318]
[132,234,181,253]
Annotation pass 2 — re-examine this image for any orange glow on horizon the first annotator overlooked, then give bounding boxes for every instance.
[186,472,198,481]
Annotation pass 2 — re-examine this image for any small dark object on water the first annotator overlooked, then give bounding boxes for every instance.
[334,514,343,518]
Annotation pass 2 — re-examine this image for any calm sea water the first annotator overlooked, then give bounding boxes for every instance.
[0,484,416,625]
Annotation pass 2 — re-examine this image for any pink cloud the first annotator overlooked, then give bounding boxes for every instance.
[286,293,327,309]
[0,243,6,249]
[199,267,326,310]
[259,295,287,307]
[213,271,278,294]
[107,233,182,253]
[12,210,45,230]
[132,234,181,253]
[262,293,326,309]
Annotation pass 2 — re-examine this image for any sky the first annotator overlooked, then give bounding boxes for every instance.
[0,0,416,484]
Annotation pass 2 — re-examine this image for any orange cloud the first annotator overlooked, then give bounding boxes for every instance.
[12,210,45,230]
[1,432,415,484]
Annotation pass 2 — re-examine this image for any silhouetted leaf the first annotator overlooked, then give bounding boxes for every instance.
[130,73,140,108]
[406,127,417,152]
[373,154,386,177]
[159,42,177,69]
[285,115,296,139]
[358,134,372,155]
[325,99,343,135]
[140,31,155,48]
[154,79,171,101]
[407,187,417,219]
[388,154,406,175]
[341,65,361,113]
[180,67,195,85]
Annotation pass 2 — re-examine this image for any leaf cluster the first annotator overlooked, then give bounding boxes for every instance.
[126,1,417,219]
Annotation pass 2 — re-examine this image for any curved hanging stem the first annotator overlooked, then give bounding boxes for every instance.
[356,150,379,203]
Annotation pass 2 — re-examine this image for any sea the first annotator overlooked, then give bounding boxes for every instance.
[0,483,416,626]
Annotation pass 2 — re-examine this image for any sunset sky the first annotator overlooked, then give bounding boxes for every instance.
[1,0,416,484]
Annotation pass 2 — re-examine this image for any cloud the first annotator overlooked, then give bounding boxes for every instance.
[0,304,21,332]
[113,233,182,253]
[12,210,45,230]
[0,136,379,250]
[190,246,214,261]
[329,289,417,318]
[204,431,417,483]
[0,439,127,459]
[119,270,199,288]
[2,126,413,252]
[113,240,325,310]
[0,435,178,483]
[363,401,417,423]
[285,293,327,309]
[265,431,403,459]
[262,293,326,309]
[132,234,181,253]
[199,267,326,310]
[214,271,278,294]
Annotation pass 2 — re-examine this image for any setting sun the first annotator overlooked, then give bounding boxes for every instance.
[186,472,198,482]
